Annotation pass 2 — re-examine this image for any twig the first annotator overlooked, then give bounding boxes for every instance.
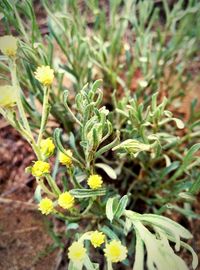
[0,197,37,210]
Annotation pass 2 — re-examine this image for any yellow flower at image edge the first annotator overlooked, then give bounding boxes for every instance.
[59,150,73,167]
[104,240,128,263]
[90,231,105,248]
[32,161,50,177]
[68,241,86,263]
[0,85,17,107]
[34,65,54,86]
[58,192,75,209]
[38,198,54,215]
[0,35,18,57]
[40,138,55,157]
[87,174,103,189]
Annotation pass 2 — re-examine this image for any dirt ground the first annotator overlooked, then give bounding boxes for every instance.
[0,121,64,270]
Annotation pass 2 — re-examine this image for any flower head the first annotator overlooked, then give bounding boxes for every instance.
[68,241,86,263]
[104,240,128,263]
[38,198,54,215]
[34,65,54,86]
[40,138,55,157]
[90,231,105,248]
[32,161,50,177]
[0,35,18,57]
[58,192,75,209]
[59,150,73,167]
[87,174,103,189]
[0,85,17,107]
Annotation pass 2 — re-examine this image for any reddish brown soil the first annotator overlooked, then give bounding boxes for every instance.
[0,119,62,270]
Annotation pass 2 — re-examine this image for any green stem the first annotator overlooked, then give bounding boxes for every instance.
[10,60,32,135]
[46,174,61,196]
[68,168,82,188]
[81,199,94,215]
[9,60,42,161]
[107,260,113,270]
[36,179,56,197]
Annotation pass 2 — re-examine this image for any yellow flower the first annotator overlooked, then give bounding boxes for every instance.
[87,174,103,189]
[68,241,86,263]
[0,35,18,57]
[58,192,75,209]
[90,231,105,248]
[40,138,55,157]
[32,161,50,177]
[38,198,54,215]
[59,150,73,167]
[0,85,17,107]
[104,240,128,263]
[34,65,54,86]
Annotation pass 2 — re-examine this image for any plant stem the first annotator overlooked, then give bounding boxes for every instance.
[46,174,61,196]
[37,86,50,145]
[37,179,56,197]
[107,260,113,270]
[10,60,32,135]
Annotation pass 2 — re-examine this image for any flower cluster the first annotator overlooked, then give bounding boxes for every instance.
[0,35,18,57]
[68,232,127,265]
[0,85,17,108]
[40,138,55,157]
[34,65,54,86]
[38,192,75,215]
[32,160,50,177]
[58,192,74,209]
[104,239,128,263]
[38,198,54,215]
[68,241,86,263]
[59,150,73,167]
[87,174,103,189]
[90,231,105,248]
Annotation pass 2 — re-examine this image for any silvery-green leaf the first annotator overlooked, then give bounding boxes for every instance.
[95,163,117,179]
[112,139,151,155]
[132,220,188,270]
[68,261,83,270]
[141,214,192,239]
[70,188,106,198]
[172,118,185,129]
[34,185,42,203]
[133,229,144,270]
[106,197,116,222]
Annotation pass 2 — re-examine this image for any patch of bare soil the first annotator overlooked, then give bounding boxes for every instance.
[0,118,61,270]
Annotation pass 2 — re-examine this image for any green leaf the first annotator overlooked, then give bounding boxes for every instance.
[169,143,200,182]
[101,225,119,240]
[159,161,180,179]
[91,79,102,93]
[189,174,200,195]
[115,195,129,218]
[95,163,117,179]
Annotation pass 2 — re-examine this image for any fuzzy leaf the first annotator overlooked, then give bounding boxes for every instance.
[106,197,116,222]
[70,188,106,198]
[95,163,117,179]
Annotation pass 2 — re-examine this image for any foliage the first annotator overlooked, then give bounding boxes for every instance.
[0,0,200,269]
